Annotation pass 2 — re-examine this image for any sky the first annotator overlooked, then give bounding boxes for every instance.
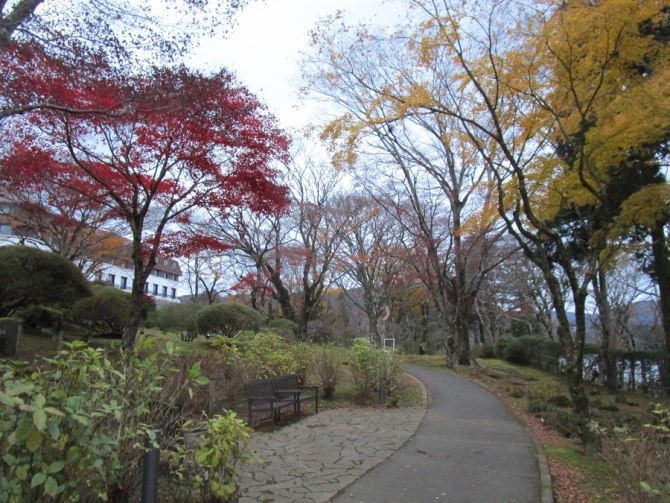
[190,0,406,131]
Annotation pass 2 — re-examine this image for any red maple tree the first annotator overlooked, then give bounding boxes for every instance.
[3,65,290,348]
[0,147,121,275]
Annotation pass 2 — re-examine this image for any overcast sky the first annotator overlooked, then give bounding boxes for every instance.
[190,0,405,130]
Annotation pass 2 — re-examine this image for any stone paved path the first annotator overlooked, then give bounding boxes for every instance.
[238,407,426,503]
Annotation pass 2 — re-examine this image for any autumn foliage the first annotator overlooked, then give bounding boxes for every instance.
[1,63,290,347]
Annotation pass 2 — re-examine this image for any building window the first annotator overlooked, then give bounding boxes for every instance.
[152,284,158,295]
[162,286,168,297]
[120,277,127,290]
[164,259,169,266]
[0,204,15,215]
[97,271,103,281]
[0,224,12,235]
[108,274,115,286]
[171,288,176,299]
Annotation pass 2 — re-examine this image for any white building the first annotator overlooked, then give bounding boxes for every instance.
[95,240,182,304]
[0,195,181,304]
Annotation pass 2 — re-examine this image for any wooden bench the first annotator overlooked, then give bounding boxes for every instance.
[245,378,296,431]
[274,374,319,420]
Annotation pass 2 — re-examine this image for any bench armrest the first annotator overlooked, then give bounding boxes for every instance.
[299,384,319,391]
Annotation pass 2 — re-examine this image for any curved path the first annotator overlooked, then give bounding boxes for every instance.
[330,365,545,503]
[239,365,548,503]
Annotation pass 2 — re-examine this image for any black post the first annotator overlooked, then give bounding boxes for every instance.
[379,377,386,405]
[141,429,161,503]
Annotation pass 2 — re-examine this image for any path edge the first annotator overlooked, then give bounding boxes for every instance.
[324,373,428,503]
[404,370,429,408]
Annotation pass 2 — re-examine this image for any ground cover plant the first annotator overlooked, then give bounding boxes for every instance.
[0,341,213,502]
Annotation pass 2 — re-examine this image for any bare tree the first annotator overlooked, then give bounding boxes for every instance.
[334,192,406,345]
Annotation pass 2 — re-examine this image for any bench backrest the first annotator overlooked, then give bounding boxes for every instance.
[275,374,299,391]
[245,379,275,399]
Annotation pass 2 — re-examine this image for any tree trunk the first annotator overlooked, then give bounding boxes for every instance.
[455,300,471,365]
[545,272,600,451]
[651,224,670,394]
[122,231,154,351]
[122,260,150,350]
[592,269,618,393]
[265,263,296,322]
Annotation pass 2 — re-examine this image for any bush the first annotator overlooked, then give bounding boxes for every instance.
[527,400,549,413]
[20,305,63,331]
[508,387,524,398]
[197,303,262,339]
[155,302,203,342]
[547,409,579,438]
[0,341,209,502]
[605,406,670,503]
[166,412,257,503]
[268,318,297,340]
[528,383,561,403]
[291,342,315,384]
[472,343,495,359]
[0,246,91,317]
[495,335,562,368]
[348,338,405,405]
[69,287,130,338]
[244,332,297,378]
[314,344,342,400]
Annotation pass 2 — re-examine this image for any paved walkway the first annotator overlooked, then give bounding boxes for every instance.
[239,365,548,503]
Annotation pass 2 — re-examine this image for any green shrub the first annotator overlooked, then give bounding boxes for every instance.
[495,335,562,368]
[20,305,63,331]
[314,344,342,400]
[0,341,208,502]
[0,246,91,317]
[497,336,531,365]
[528,383,561,402]
[483,343,496,359]
[69,291,130,338]
[155,302,203,342]
[547,409,579,438]
[291,342,315,384]
[605,406,670,503]
[197,303,262,339]
[167,412,257,503]
[348,338,405,405]
[268,318,297,340]
[245,332,297,378]
[349,338,380,403]
[208,338,258,403]
[508,387,524,398]
[527,400,549,413]
[548,394,572,408]
[385,349,406,407]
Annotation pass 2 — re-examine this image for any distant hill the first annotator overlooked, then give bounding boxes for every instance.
[560,300,662,350]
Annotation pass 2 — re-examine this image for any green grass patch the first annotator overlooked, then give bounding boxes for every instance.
[403,354,448,369]
[545,446,611,476]
[544,446,620,503]
[479,358,561,382]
